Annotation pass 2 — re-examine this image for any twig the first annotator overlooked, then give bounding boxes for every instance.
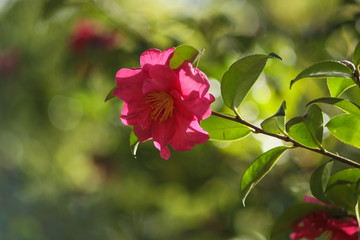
[211,111,360,168]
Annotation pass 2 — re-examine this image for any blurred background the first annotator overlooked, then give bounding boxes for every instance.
[0,0,360,239]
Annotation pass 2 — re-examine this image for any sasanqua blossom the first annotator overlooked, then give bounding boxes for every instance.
[114,48,214,159]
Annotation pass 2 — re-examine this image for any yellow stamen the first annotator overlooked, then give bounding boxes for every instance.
[145,91,174,122]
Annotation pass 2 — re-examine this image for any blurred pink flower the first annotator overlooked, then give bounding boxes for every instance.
[114,48,214,159]
[290,196,359,240]
[0,48,19,78]
[70,20,117,53]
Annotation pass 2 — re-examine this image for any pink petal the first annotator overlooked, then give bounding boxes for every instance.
[170,116,209,151]
[120,102,152,129]
[181,91,215,121]
[143,65,178,94]
[114,68,147,102]
[151,118,176,159]
[140,48,175,71]
[133,124,152,142]
[177,62,211,98]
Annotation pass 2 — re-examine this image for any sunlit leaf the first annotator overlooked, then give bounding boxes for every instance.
[310,160,333,203]
[290,61,354,89]
[271,203,329,239]
[130,129,139,156]
[261,101,286,135]
[221,53,281,111]
[169,45,204,69]
[240,146,288,206]
[327,114,360,148]
[104,86,117,102]
[327,77,356,97]
[354,41,360,67]
[286,105,323,149]
[200,115,251,141]
[307,97,360,118]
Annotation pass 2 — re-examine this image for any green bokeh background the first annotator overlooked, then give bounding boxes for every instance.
[0,0,359,239]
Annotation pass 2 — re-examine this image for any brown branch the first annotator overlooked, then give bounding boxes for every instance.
[211,111,360,168]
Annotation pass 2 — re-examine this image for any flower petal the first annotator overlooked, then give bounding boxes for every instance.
[133,124,152,142]
[114,68,147,102]
[181,91,215,121]
[151,118,176,159]
[143,65,178,94]
[177,62,211,98]
[170,116,209,151]
[140,48,175,71]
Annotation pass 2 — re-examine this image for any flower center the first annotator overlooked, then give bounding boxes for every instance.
[145,91,174,122]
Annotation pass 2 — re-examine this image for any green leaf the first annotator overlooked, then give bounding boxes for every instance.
[221,53,281,110]
[129,129,139,156]
[355,179,360,229]
[271,203,329,239]
[290,61,354,89]
[261,101,286,135]
[326,168,360,190]
[104,86,117,102]
[326,184,357,211]
[240,146,288,206]
[327,77,356,97]
[308,97,360,117]
[307,97,360,118]
[310,160,334,203]
[326,114,360,148]
[286,105,323,149]
[200,115,251,141]
[169,45,204,69]
[354,42,360,67]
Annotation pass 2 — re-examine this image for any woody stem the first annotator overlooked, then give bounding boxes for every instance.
[211,111,360,168]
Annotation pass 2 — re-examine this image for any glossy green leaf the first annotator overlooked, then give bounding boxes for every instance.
[271,203,329,239]
[104,86,117,102]
[310,160,333,203]
[326,168,360,190]
[307,97,360,118]
[261,101,286,135]
[286,105,323,149]
[327,77,356,97]
[221,53,281,110]
[129,129,139,156]
[327,114,360,148]
[200,115,251,141]
[326,184,357,211]
[354,42,360,67]
[240,146,288,206]
[169,45,204,69]
[290,61,354,89]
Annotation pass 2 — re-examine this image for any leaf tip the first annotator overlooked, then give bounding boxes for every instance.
[268,52,282,61]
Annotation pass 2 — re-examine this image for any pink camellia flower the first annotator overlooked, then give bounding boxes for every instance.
[113,47,215,159]
[290,195,359,240]
[70,20,117,53]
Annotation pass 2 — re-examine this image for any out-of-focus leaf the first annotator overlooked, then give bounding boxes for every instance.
[355,180,360,229]
[169,45,204,69]
[286,105,323,149]
[260,101,286,135]
[221,53,281,111]
[240,146,288,206]
[326,114,360,148]
[42,0,66,19]
[130,129,139,156]
[307,97,360,118]
[200,115,251,141]
[290,61,354,88]
[354,42,360,67]
[310,160,333,203]
[327,77,356,97]
[271,203,329,239]
[105,86,117,102]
